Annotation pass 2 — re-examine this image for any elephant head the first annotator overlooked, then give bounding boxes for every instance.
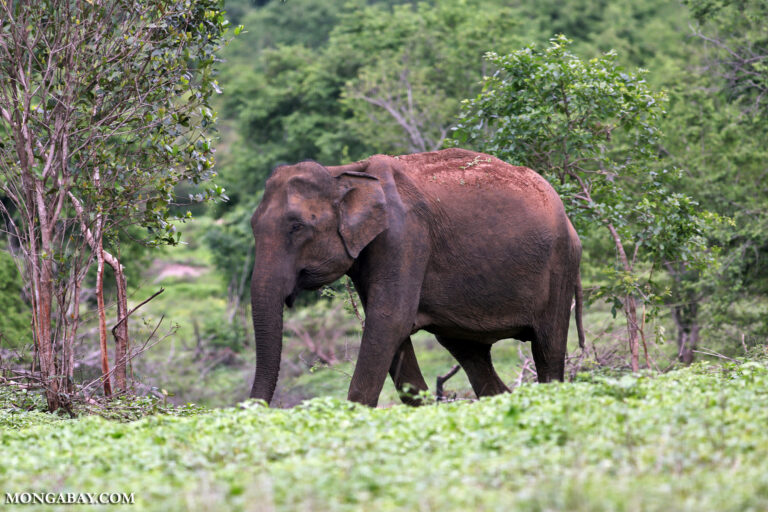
[248,161,388,404]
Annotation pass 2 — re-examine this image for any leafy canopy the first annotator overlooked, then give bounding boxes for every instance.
[451,36,715,314]
[660,0,768,343]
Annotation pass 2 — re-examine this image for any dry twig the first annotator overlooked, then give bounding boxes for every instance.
[436,364,460,402]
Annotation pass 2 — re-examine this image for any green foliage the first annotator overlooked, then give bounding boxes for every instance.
[452,36,660,220]
[219,0,525,189]
[76,395,208,423]
[200,316,248,351]
[223,0,415,49]
[225,0,343,51]
[685,0,768,111]
[659,0,768,348]
[2,362,768,510]
[0,1,237,401]
[0,251,31,348]
[0,0,234,245]
[0,385,206,428]
[337,0,525,154]
[205,205,256,290]
[507,0,691,74]
[214,42,360,209]
[451,36,714,320]
[214,0,692,211]
[0,386,51,428]
[61,0,233,245]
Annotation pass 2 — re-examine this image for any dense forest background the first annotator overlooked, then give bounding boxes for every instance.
[1,0,767,407]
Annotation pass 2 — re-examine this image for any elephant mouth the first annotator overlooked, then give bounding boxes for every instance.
[285,289,298,308]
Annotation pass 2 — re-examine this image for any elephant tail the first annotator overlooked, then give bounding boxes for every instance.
[575,270,585,349]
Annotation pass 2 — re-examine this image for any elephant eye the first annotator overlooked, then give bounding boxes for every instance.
[289,222,304,234]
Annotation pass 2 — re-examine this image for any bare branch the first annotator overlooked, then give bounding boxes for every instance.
[110,288,166,338]
[436,364,461,402]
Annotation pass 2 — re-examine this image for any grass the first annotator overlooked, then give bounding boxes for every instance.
[2,360,767,511]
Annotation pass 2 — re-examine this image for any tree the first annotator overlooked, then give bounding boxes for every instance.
[337,1,525,155]
[451,36,713,371]
[0,0,232,410]
[659,0,768,356]
[686,0,768,114]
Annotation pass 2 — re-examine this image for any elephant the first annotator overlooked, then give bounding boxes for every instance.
[249,148,585,407]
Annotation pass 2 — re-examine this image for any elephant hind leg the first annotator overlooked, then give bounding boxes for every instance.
[389,337,429,406]
[530,263,579,383]
[436,336,509,398]
[530,331,566,383]
[531,307,571,383]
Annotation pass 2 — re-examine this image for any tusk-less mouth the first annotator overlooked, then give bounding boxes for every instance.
[285,290,298,308]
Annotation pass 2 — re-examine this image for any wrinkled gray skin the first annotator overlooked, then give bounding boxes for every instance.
[250,148,585,407]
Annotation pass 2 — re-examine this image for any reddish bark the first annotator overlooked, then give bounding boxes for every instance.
[96,242,113,396]
[112,262,129,392]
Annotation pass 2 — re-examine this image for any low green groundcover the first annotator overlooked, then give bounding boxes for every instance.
[1,362,767,511]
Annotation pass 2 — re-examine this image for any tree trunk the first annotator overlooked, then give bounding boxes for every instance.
[34,254,60,411]
[112,261,129,392]
[96,241,112,396]
[63,277,82,394]
[625,295,640,372]
[67,192,122,393]
[605,222,641,372]
[673,302,699,364]
[572,177,643,373]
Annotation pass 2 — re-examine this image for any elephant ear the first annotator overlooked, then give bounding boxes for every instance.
[336,171,388,258]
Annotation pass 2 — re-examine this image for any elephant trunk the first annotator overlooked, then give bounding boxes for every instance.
[249,269,290,405]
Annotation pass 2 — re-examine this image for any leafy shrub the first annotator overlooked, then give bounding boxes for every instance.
[0,384,207,426]
[0,251,32,349]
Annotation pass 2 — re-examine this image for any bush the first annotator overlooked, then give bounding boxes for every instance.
[0,250,32,349]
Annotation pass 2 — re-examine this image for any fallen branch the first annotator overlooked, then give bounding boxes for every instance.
[513,358,534,389]
[436,364,460,402]
[693,348,738,362]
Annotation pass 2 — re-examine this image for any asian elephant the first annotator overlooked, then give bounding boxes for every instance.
[249,148,585,407]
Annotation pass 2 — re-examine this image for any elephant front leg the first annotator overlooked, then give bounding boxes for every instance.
[345,214,429,406]
[348,314,414,407]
